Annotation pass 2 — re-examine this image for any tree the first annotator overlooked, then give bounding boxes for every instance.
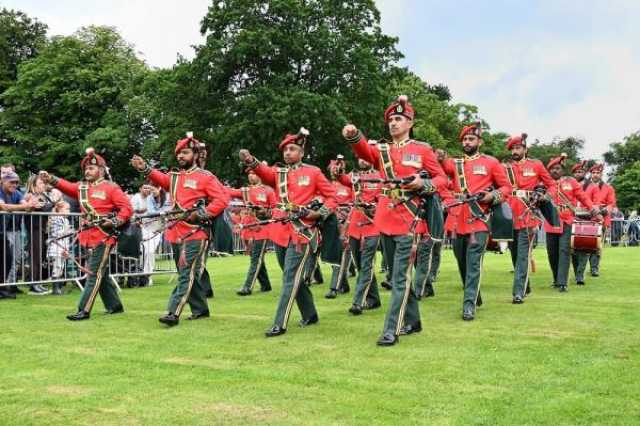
[146,0,402,183]
[526,136,584,168]
[610,160,640,213]
[1,26,149,184]
[0,8,48,97]
[604,131,640,174]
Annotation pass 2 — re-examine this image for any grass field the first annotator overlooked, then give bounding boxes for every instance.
[1,247,639,425]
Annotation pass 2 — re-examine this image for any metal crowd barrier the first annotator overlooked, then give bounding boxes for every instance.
[0,211,177,290]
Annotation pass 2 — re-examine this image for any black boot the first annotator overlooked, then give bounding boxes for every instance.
[67,310,90,321]
[158,313,179,327]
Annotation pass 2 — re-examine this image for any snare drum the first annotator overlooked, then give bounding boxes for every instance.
[571,220,602,253]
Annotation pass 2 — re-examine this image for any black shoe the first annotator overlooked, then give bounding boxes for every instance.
[265,325,286,337]
[52,284,63,295]
[376,333,398,346]
[424,287,435,298]
[399,321,422,336]
[462,309,475,321]
[512,295,524,304]
[348,304,363,315]
[551,283,559,288]
[106,305,124,314]
[236,288,252,296]
[338,285,350,294]
[205,289,214,298]
[576,281,585,286]
[260,286,272,292]
[325,289,338,299]
[0,292,17,300]
[67,310,90,321]
[363,301,381,310]
[591,271,599,277]
[299,314,319,327]
[187,311,210,320]
[381,281,392,290]
[158,313,179,327]
[558,285,568,293]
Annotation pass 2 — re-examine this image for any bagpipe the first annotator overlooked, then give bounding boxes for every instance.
[517,184,561,228]
[231,202,272,220]
[444,186,514,242]
[46,213,118,245]
[135,199,233,253]
[238,199,322,230]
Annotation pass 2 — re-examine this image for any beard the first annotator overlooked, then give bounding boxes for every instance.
[178,158,194,169]
[463,145,479,155]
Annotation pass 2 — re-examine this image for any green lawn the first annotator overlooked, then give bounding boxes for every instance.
[1,247,639,425]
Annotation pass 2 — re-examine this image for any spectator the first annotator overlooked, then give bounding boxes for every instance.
[131,183,170,286]
[47,201,72,295]
[0,171,48,295]
[25,175,65,285]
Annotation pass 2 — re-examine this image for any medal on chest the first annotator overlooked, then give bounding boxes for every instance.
[183,179,198,189]
[91,190,106,200]
[522,167,536,177]
[472,164,487,175]
[401,153,422,168]
[297,175,310,186]
[256,193,267,202]
[561,183,573,191]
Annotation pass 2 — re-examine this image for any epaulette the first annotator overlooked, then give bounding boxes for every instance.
[481,154,499,162]
[412,140,432,148]
[197,168,214,177]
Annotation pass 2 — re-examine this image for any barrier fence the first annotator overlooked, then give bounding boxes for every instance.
[0,212,637,289]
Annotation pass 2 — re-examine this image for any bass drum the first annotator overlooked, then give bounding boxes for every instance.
[571,220,602,253]
[117,222,142,258]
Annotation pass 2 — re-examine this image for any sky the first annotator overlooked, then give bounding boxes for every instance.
[3,0,639,160]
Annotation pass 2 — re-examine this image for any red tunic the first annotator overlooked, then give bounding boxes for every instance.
[227,184,276,241]
[349,136,448,236]
[338,170,382,239]
[444,154,512,235]
[147,166,229,243]
[55,178,133,248]
[585,181,616,227]
[504,158,556,229]
[543,177,594,234]
[253,162,337,246]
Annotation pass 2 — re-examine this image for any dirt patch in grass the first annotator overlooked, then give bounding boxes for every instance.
[46,385,93,397]
[162,356,236,370]
[66,347,98,355]
[195,402,285,422]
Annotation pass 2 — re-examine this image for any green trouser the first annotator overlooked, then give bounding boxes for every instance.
[429,240,443,283]
[572,251,589,283]
[201,268,213,296]
[77,243,122,313]
[350,235,381,308]
[329,244,350,291]
[589,252,601,274]
[414,238,435,297]
[452,232,489,313]
[275,244,287,271]
[272,239,318,329]
[511,228,535,298]
[545,225,572,286]
[168,240,209,316]
[241,239,271,291]
[381,235,421,335]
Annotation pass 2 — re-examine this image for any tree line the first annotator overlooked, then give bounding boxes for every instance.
[1,2,638,211]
